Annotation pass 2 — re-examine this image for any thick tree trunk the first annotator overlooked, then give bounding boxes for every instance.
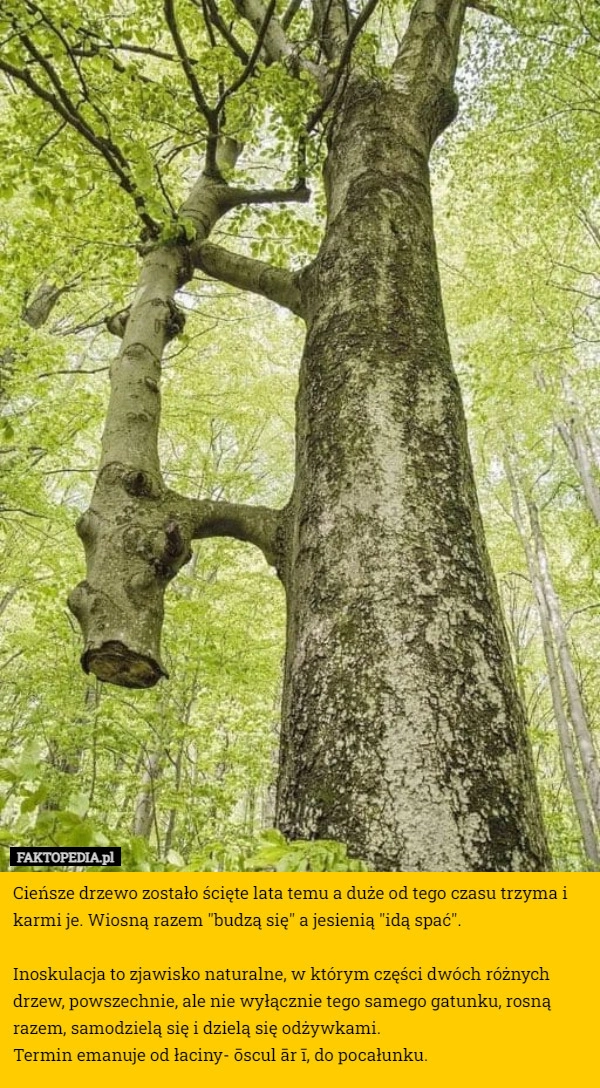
[276,70,549,871]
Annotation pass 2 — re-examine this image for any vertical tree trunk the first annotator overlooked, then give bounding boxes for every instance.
[537,368,600,523]
[276,62,549,870]
[68,163,287,687]
[506,463,599,866]
[40,685,99,817]
[525,495,600,833]
[554,404,600,524]
[560,373,600,475]
[163,740,185,858]
[131,749,163,842]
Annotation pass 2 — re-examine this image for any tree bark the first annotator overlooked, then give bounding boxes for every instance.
[275,3,549,870]
[22,281,71,329]
[67,242,191,686]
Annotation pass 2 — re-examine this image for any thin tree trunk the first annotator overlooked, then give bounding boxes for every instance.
[526,495,600,832]
[505,461,599,866]
[0,587,19,618]
[40,684,99,816]
[163,740,185,858]
[558,421,600,521]
[561,373,600,472]
[163,669,202,857]
[555,411,600,523]
[537,368,600,522]
[501,576,533,712]
[131,749,163,841]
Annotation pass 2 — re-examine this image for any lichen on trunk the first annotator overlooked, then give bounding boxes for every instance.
[276,68,549,871]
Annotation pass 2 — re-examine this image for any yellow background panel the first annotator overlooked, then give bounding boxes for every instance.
[1,872,597,1086]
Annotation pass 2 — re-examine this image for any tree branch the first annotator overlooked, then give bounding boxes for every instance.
[200,0,218,49]
[281,0,304,31]
[18,31,80,117]
[222,181,311,207]
[22,281,75,329]
[196,0,250,63]
[163,0,217,129]
[232,0,295,64]
[579,208,600,250]
[69,486,287,687]
[72,40,187,64]
[184,497,285,571]
[23,2,91,99]
[467,0,501,16]
[215,0,277,115]
[311,0,353,64]
[232,0,326,85]
[395,0,467,82]
[16,19,118,142]
[307,0,381,131]
[191,242,305,317]
[393,0,467,143]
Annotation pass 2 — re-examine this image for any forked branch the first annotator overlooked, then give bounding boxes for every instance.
[307,0,381,131]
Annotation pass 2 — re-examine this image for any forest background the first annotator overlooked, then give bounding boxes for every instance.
[1,0,599,872]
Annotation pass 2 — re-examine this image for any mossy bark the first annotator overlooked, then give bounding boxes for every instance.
[276,71,550,871]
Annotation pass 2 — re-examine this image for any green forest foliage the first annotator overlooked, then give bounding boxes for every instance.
[1,1,599,870]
